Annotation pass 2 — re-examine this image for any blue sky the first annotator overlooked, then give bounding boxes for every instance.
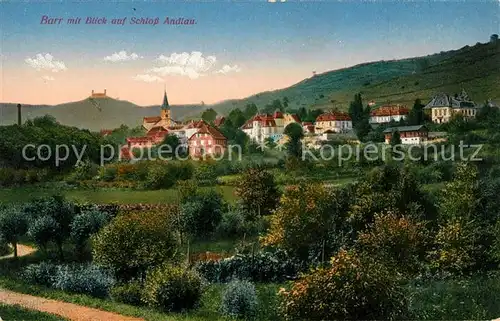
[1,1,499,105]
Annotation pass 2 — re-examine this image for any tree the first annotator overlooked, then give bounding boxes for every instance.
[92,208,179,281]
[408,98,425,125]
[201,108,218,124]
[348,93,364,126]
[23,195,75,260]
[235,167,280,217]
[297,107,308,122]
[158,134,182,158]
[71,209,111,257]
[228,108,247,128]
[0,206,28,258]
[284,123,304,159]
[390,130,402,146]
[283,97,289,108]
[244,103,258,119]
[27,216,58,253]
[179,189,224,238]
[262,184,349,261]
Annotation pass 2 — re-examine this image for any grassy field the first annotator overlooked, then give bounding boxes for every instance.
[0,185,237,205]
[0,303,67,320]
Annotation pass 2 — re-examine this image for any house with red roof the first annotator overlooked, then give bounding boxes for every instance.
[240,110,300,144]
[370,104,409,124]
[315,112,352,134]
[188,122,227,157]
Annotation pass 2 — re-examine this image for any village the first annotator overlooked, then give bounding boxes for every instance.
[115,87,497,159]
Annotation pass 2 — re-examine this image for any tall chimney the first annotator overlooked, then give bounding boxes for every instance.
[104,89,106,95]
[17,104,22,126]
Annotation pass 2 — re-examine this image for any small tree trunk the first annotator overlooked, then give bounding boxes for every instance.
[12,242,18,259]
[57,243,64,261]
[186,239,190,266]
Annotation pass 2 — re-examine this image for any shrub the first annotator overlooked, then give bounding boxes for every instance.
[27,215,58,251]
[195,249,304,283]
[221,279,258,319]
[235,167,280,216]
[92,209,179,281]
[356,211,430,275]
[70,209,110,254]
[52,264,115,298]
[23,262,58,287]
[100,165,118,182]
[216,210,247,238]
[193,162,218,185]
[180,189,224,238]
[278,250,409,320]
[143,163,176,190]
[110,280,144,306]
[142,264,204,312]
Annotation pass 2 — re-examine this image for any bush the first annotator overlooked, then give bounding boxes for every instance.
[195,249,304,283]
[92,209,179,281]
[100,165,118,182]
[142,264,204,312]
[70,209,110,254]
[27,215,58,251]
[110,280,144,306]
[180,189,224,238]
[23,262,58,287]
[221,279,258,319]
[52,264,115,298]
[356,211,430,275]
[216,210,247,238]
[278,250,409,320]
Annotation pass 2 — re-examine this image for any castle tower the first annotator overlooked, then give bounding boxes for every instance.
[160,87,171,125]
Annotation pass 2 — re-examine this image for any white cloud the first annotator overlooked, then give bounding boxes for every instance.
[42,75,55,81]
[133,74,164,83]
[25,53,67,72]
[104,51,142,62]
[150,51,217,79]
[215,64,242,74]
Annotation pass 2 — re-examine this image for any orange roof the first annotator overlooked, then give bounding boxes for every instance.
[273,111,284,119]
[147,126,169,136]
[371,105,409,117]
[189,123,227,141]
[214,116,226,127]
[143,116,162,123]
[316,112,351,122]
[126,137,152,143]
[289,114,301,123]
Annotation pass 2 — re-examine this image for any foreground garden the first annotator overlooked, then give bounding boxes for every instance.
[1,162,500,320]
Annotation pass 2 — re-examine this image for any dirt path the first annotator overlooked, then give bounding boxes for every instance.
[0,244,36,260]
[0,289,144,321]
[0,244,145,321]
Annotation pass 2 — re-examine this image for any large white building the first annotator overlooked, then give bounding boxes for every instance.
[424,90,478,124]
[314,112,352,134]
[383,125,429,145]
[370,104,409,124]
[241,111,301,144]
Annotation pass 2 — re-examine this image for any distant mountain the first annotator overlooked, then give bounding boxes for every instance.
[0,97,202,131]
[183,40,500,118]
[2,41,498,130]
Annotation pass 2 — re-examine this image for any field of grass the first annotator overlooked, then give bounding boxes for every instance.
[0,185,237,205]
[0,303,67,320]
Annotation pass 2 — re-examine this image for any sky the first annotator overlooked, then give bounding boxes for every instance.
[0,0,499,106]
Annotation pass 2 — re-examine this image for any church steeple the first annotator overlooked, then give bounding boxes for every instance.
[160,85,171,124]
[161,85,170,110]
